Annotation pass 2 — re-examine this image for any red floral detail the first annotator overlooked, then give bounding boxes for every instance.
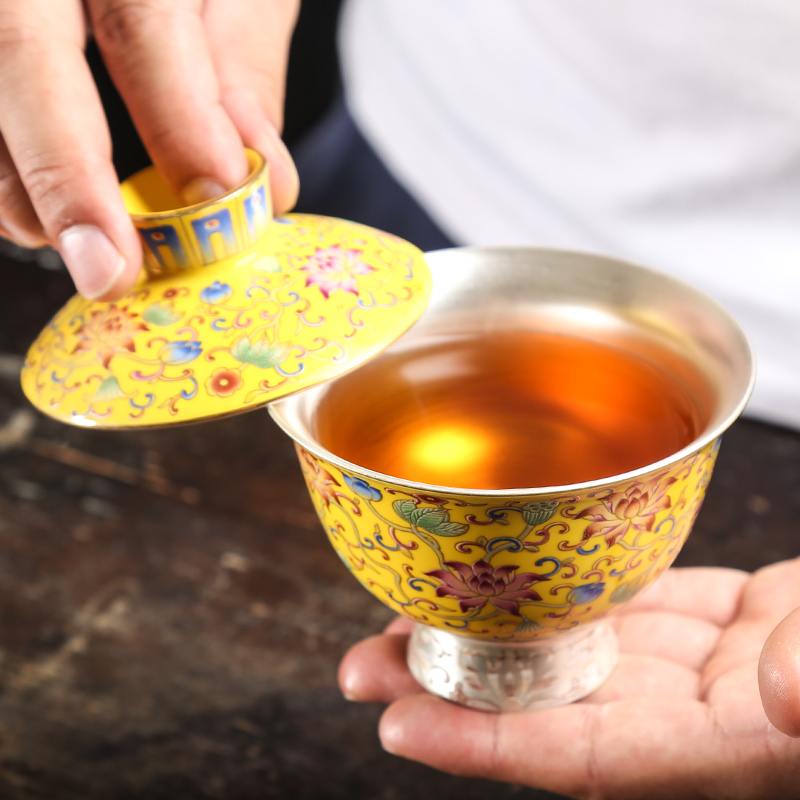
[205,368,243,398]
[71,304,148,369]
[301,245,375,299]
[411,493,449,505]
[386,490,449,505]
[575,473,677,547]
[299,448,341,507]
[425,559,548,616]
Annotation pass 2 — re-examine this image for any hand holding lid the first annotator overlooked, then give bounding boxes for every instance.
[21,151,431,428]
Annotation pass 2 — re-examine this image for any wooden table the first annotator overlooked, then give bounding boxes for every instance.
[1,251,798,799]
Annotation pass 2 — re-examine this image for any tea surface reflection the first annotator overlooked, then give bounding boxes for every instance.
[314,330,711,489]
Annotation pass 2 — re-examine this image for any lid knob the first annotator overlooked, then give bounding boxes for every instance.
[122,149,271,277]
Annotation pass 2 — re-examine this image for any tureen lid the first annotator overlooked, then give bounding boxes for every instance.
[21,150,432,428]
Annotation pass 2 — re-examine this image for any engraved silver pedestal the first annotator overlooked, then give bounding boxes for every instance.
[407,622,618,712]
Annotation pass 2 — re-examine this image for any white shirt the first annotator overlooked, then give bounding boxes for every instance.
[340,0,800,429]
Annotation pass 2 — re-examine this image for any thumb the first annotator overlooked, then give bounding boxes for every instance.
[758,605,800,736]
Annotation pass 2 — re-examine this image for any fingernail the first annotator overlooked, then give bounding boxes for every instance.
[181,177,227,206]
[265,122,299,180]
[59,225,126,300]
[1,217,47,249]
[261,122,299,212]
[380,736,398,756]
[263,121,293,164]
[340,679,365,703]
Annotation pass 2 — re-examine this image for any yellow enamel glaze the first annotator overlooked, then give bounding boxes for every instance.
[297,440,719,641]
[21,151,432,428]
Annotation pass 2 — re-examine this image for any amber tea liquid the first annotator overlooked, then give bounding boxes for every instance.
[314,330,710,490]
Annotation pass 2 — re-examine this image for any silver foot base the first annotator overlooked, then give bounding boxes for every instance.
[407,622,618,713]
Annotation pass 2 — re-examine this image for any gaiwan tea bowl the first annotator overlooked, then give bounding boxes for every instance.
[269,247,754,712]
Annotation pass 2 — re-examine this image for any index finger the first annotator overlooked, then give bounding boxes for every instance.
[0,1,141,299]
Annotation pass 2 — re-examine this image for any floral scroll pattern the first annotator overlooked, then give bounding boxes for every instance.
[21,215,430,428]
[297,439,720,641]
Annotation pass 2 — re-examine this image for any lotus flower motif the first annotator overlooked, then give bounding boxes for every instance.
[342,474,382,501]
[159,340,202,365]
[567,582,606,605]
[425,559,548,616]
[301,245,375,299]
[299,448,341,508]
[199,281,233,305]
[576,473,677,546]
[71,304,148,369]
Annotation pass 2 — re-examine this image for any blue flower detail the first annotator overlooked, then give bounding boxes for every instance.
[567,582,605,605]
[342,474,382,501]
[200,281,233,304]
[159,340,202,365]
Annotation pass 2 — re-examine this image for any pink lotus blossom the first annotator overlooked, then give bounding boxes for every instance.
[72,304,147,368]
[575,473,677,547]
[301,245,375,299]
[299,448,341,508]
[425,559,548,616]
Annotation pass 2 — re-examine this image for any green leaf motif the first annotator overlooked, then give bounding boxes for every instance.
[521,499,559,527]
[391,499,469,537]
[430,521,471,536]
[515,618,544,635]
[94,375,126,401]
[142,302,182,326]
[392,499,417,522]
[254,255,281,273]
[609,578,647,604]
[231,335,290,369]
